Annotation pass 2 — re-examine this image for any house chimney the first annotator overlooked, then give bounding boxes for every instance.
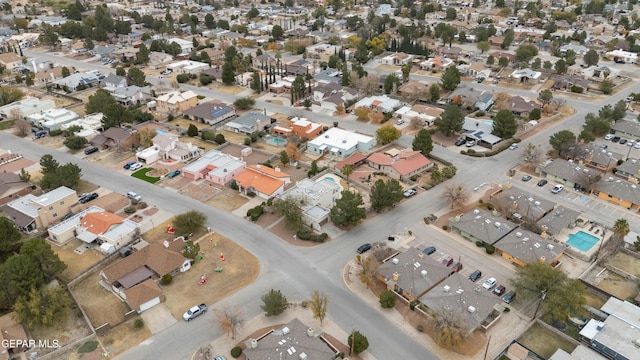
[392,272,399,281]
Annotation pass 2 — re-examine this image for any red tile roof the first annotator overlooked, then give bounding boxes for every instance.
[81,211,125,235]
[367,151,432,176]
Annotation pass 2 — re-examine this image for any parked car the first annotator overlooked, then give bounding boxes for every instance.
[635,142,640,149]
[627,140,635,147]
[396,119,405,125]
[123,161,137,170]
[213,357,227,360]
[79,192,98,204]
[403,189,417,198]
[551,184,564,194]
[129,163,143,171]
[451,262,463,273]
[619,138,628,145]
[612,136,621,143]
[482,278,497,290]
[493,285,506,296]
[61,212,75,221]
[502,291,516,304]
[521,175,532,182]
[422,246,436,255]
[167,170,181,178]
[34,130,47,139]
[468,270,482,282]
[604,134,614,140]
[599,144,608,149]
[466,140,476,147]
[127,191,142,201]
[441,256,454,267]
[84,146,99,155]
[537,179,548,187]
[455,138,466,146]
[183,303,207,321]
[509,143,518,150]
[356,243,372,254]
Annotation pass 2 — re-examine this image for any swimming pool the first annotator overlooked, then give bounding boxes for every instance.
[566,231,600,252]
[156,129,167,134]
[266,137,286,146]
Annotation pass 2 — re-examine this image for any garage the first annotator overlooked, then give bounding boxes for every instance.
[123,279,163,313]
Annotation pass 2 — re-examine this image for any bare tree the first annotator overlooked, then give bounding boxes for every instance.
[359,75,380,96]
[135,128,156,148]
[580,171,602,192]
[14,119,31,137]
[521,143,542,168]
[490,193,518,219]
[410,117,423,130]
[441,184,470,209]
[214,304,244,339]
[433,310,465,348]
[356,254,379,289]
[308,290,328,325]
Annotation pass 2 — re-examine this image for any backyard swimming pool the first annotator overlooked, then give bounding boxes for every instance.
[266,137,286,146]
[566,231,600,252]
[156,129,167,134]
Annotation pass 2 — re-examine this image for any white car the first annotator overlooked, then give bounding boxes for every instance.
[551,184,565,194]
[129,163,143,171]
[126,191,142,201]
[604,134,614,140]
[509,143,518,150]
[627,140,635,147]
[466,140,476,147]
[635,142,640,149]
[482,278,497,290]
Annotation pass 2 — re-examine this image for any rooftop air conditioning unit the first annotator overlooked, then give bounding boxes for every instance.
[421,270,428,277]
[392,258,399,265]
[468,306,476,313]
[443,285,451,292]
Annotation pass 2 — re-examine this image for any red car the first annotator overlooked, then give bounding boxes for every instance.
[493,285,506,296]
[441,256,454,267]
[451,262,463,273]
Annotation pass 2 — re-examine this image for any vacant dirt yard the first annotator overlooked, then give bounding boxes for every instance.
[53,238,105,282]
[29,305,93,359]
[608,252,640,277]
[205,187,249,211]
[72,270,131,327]
[595,270,638,301]
[518,323,576,359]
[99,317,151,358]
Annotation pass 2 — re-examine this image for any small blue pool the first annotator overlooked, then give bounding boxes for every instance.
[324,177,336,183]
[266,137,286,146]
[156,129,167,134]
[566,231,599,252]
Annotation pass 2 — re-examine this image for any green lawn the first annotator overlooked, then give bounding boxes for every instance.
[131,168,161,184]
[0,120,15,130]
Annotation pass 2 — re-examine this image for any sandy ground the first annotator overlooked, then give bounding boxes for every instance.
[72,270,131,327]
[54,238,105,281]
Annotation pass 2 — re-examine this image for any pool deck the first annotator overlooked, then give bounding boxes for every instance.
[556,223,611,262]
[317,174,344,192]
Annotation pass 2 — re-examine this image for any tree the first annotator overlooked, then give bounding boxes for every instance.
[271,24,284,40]
[63,135,88,150]
[412,129,433,155]
[434,310,465,348]
[187,124,198,137]
[214,304,244,339]
[0,254,45,306]
[529,108,541,120]
[584,49,599,67]
[492,109,517,139]
[515,44,538,62]
[602,218,630,258]
[611,100,627,121]
[285,143,300,165]
[61,66,70,78]
[181,240,200,260]
[0,217,21,262]
[205,14,215,29]
[429,84,441,103]
[14,118,31,137]
[13,285,71,328]
[356,254,379,289]
[554,59,567,74]
[341,164,353,189]
[20,238,67,278]
[379,290,396,308]
[348,331,369,355]
[521,143,542,168]
[0,87,25,106]
[40,163,82,191]
[39,154,59,175]
[279,150,290,166]
[477,41,490,54]
[233,97,255,110]
[435,104,464,137]
[445,7,457,20]
[273,196,305,231]
[127,67,147,86]
[538,89,553,105]
[486,55,495,66]
[260,289,289,317]
[440,66,461,91]
[441,184,469,209]
[222,61,235,85]
[498,56,509,68]
[383,73,400,94]
[511,262,586,322]
[600,79,614,95]
[375,125,402,145]
[19,168,30,182]
[308,290,328,325]
[85,89,117,115]
[583,113,611,137]
[549,130,577,157]
[369,179,404,212]
[172,210,207,235]
[330,190,366,227]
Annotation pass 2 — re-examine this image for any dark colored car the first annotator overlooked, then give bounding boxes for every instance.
[35,130,47,139]
[441,256,454,267]
[493,285,506,296]
[619,138,627,145]
[167,170,181,178]
[469,270,482,282]
[422,246,436,255]
[454,138,466,146]
[84,146,99,155]
[123,161,137,170]
[79,192,98,204]
[537,179,548,187]
[357,243,372,254]
[61,212,74,221]
[502,291,516,304]
[451,262,463,273]
[612,136,621,143]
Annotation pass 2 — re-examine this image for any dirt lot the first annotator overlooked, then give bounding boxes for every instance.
[72,192,129,215]
[205,187,249,211]
[518,323,576,359]
[87,149,136,169]
[219,142,272,164]
[72,270,131,327]
[99,317,151,358]
[29,304,93,358]
[608,252,640,277]
[162,233,260,319]
[595,270,638,300]
[33,133,65,149]
[54,238,106,282]
[180,181,219,202]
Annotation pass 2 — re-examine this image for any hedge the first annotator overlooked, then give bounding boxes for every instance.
[247,205,265,222]
[296,230,328,243]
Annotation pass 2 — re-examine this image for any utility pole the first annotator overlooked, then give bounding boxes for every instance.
[533,290,547,319]
[483,335,492,360]
[349,327,355,356]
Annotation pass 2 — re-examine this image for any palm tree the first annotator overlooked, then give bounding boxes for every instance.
[342,164,353,190]
[600,218,630,259]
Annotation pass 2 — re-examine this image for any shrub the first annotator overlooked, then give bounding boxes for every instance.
[485,245,495,254]
[130,199,139,206]
[137,201,148,209]
[296,230,328,243]
[416,324,424,332]
[475,241,484,247]
[379,290,396,308]
[504,307,511,312]
[49,129,63,136]
[247,205,265,221]
[250,133,258,142]
[234,97,256,110]
[244,137,251,145]
[201,131,216,141]
[230,346,242,358]
[409,300,418,310]
[476,110,485,116]
[160,274,172,285]
[124,206,136,214]
[442,225,448,231]
[133,318,144,329]
[214,133,226,144]
[570,85,584,93]
[176,74,191,83]
[230,179,238,190]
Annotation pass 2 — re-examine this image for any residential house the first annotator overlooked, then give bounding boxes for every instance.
[490,51,517,63]
[504,96,541,117]
[312,82,357,112]
[580,298,640,359]
[536,205,581,236]
[201,67,223,82]
[611,120,640,141]
[26,108,79,131]
[380,52,413,66]
[449,208,517,245]
[91,126,138,150]
[156,90,199,114]
[148,51,174,69]
[334,152,367,172]
[436,46,463,60]
[102,74,128,90]
[614,158,640,182]
[183,101,236,127]
[536,159,600,190]
[584,65,620,79]
[201,48,224,65]
[397,80,429,99]
[0,52,22,70]
[234,164,291,199]
[100,242,191,313]
[577,147,623,172]
[136,133,202,164]
[354,95,402,113]
[167,37,193,56]
[475,92,495,111]
[559,44,590,55]
[110,85,153,106]
[0,313,29,360]
[74,211,140,253]
[592,177,640,210]
[313,67,342,84]
[448,87,483,108]
[181,150,246,184]
[377,247,451,301]
[223,112,271,135]
[33,67,64,85]
[252,53,277,69]
[394,104,443,127]
[462,117,503,149]
[277,177,341,230]
[166,60,209,74]
[243,318,340,360]
[465,63,488,78]
[0,172,32,206]
[551,75,590,91]
[367,150,433,181]
[272,117,323,139]
[419,57,454,71]
[52,72,100,91]
[307,127,375,159]
[494,229,567,267]
[606,49,638,64]
[306,43,342,61]
[510,68,542,83]
[492,186,556,223]
[419,273,503,335]
[4,186,77,232]
[91,45,116,59]
[0,97,55,119]
[59,113,102,140]
[284,59,313,76]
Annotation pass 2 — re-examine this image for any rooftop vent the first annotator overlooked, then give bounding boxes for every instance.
[421,270,428,277]
[523,237,529,242]
[534,201,541,206]
[282,326,290,335]
[414,262,421,268]
[468,306,476,313]
[392,258,399,265]
[249,339,258,349]
[516,232,523,238]
[456,288,464,294]
[534,242,541,248]
[473,209,480,214]
[443,285,451,292]
[494,222,501,228]
[547,244,554,250]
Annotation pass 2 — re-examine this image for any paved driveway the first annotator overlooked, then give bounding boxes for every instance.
[141,304,177,334]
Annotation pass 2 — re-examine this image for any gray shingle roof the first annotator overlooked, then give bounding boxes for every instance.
[378,247,452,298]
[536,205,580,236]
[450,208,517,244]
[494,229,567,264]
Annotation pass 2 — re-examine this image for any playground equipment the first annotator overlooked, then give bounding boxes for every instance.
[220,252,225,261]
[166,225,175,234]
[198,275,208,285]
[214,268,223,273]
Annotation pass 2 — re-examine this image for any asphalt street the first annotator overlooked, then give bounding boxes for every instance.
[11,50,640,358]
